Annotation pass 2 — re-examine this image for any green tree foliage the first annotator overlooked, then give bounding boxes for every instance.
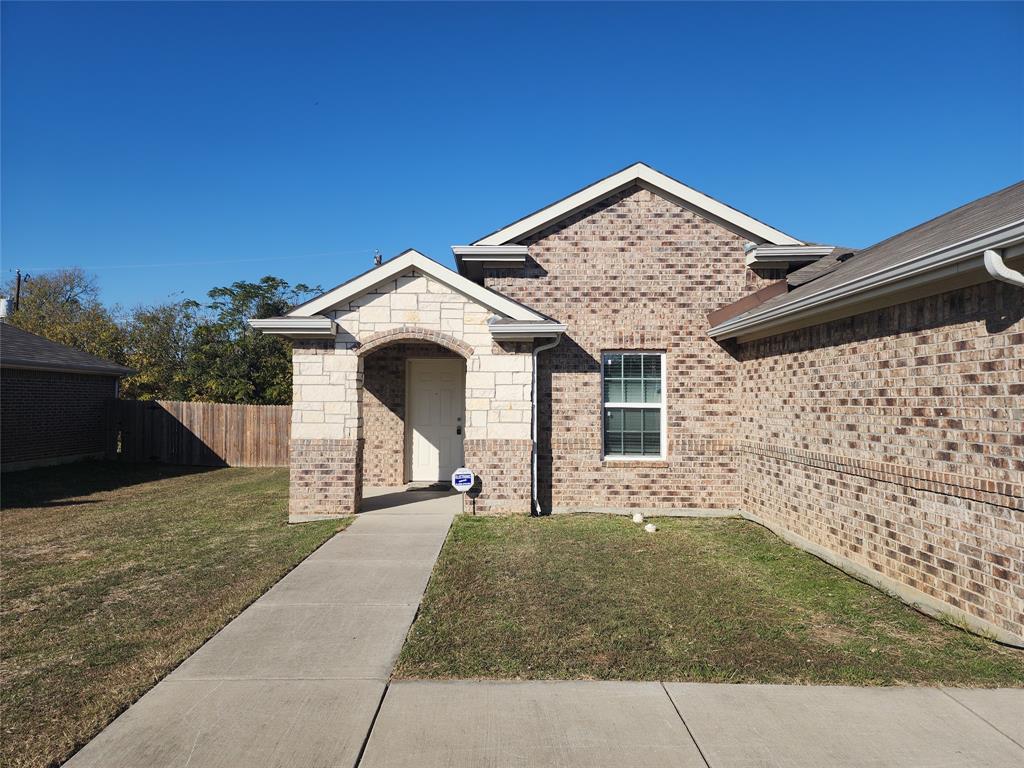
[182,277,319,405]
[122,300,200,400]
[3,269,318,405]
[3,268,126,365]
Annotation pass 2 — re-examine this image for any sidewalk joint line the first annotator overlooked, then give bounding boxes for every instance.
[353,681,390,768]
[939,689,1024,751]
[660,682,713,768]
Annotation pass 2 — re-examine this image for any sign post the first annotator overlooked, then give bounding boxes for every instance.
[451,467,476,514]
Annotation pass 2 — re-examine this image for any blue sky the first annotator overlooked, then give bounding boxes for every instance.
[3,2,1022,308]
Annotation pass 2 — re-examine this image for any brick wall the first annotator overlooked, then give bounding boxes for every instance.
[1,368,116,467]
[736,281,1024,641]
[463,438,533,515]
[289,438,363,519]
[487,185,772,511]
[362,342,460,486]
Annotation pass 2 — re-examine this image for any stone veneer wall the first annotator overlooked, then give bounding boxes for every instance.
[735,281,1024,643]
[289,269,534,518]
[486,185,779,511]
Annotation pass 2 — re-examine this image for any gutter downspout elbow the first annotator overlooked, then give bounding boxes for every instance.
[531,333,562,516]
[984,249,1024,287]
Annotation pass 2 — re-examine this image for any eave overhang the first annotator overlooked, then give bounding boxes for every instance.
[287,249,544,322]
[248,316,337,339]
[0,361,136,377]
[452,245,529,281]
[487,320,567,341]
[473,162,802,247]
[709,221,1024,342]
[744,244,838,269]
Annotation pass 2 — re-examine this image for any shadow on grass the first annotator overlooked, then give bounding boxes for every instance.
[0,460,221,510]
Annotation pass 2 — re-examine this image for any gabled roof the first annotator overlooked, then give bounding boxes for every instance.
[472,162,802,247]
[287,249,547,321]
[709,180,1024,340]
[0,323,134,376]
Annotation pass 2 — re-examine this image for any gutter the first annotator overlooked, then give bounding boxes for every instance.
[984,248,1024,287]
[709,219,1024,340]
[531,333,563,516]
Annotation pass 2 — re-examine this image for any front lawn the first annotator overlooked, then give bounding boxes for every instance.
[396,515,1024,686]
[1,462,344,768]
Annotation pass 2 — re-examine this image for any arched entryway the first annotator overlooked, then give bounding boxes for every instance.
[358,331,471,494]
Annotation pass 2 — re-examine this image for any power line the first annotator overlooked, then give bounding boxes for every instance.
[10,248,376,273]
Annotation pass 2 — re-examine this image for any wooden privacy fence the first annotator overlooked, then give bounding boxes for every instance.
[108,400,291,467]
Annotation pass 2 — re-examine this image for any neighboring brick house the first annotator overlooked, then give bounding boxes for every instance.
[1,323,134,470]
[252,163,1023,645]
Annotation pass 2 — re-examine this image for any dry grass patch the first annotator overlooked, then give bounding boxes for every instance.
[1,462,344,768]
[396,515,1024,686]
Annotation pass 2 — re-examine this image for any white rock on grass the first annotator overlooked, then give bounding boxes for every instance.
[632,512,645,524]
[644,523,657,533]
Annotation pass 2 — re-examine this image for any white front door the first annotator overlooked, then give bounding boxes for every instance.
[407,358,465,482]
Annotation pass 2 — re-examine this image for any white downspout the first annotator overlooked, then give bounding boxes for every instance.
[984,249,1024,287]
[532,333,562,516]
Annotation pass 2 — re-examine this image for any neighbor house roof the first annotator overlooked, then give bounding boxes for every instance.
[469,162,803,248]
[0,323,135,376]
[708,180,1024,340]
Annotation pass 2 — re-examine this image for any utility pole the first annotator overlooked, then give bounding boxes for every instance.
[14,269,22,311]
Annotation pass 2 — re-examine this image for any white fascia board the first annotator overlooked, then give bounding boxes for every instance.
[452,245,530,257]
[745,245,835,267]
[288,249,544,321]
[709,220,1024,340]
[457,257,526,264]
[473,163,802,247]
[488,321,567,340]
[248,316,336,338]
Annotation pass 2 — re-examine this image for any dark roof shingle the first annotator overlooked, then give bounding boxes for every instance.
[731,180,1024,322]
[0,323,134,376]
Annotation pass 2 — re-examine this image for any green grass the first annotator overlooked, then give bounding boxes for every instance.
[396,515,1024,686]
[1,461,344,768]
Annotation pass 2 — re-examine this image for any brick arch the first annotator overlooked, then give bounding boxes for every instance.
[356,326,474,360]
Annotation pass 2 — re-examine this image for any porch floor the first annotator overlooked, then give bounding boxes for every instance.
[359,485,461,513]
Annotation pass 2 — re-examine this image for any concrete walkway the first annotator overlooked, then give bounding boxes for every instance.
[66,487,459,768]
[359,680,1023,768]
[66,487,1023,768]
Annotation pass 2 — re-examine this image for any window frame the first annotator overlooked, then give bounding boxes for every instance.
[600,350,667,461]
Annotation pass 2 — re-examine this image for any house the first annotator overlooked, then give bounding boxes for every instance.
[251,163,1024,646]
[0,323,134,470]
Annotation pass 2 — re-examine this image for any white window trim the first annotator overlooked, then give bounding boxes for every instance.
[600,351,667,462]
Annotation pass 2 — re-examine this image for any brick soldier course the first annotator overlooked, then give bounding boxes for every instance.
[252,163,1024,645]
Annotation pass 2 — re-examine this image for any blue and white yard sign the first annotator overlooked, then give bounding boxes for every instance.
[451,467,475,493]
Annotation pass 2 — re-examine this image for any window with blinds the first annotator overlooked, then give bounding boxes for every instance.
[602,352,664,458]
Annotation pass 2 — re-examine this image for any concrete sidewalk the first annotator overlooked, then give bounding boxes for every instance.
[65,487,459,768]
[65,486,1023,768]
[361,680,1024,768]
